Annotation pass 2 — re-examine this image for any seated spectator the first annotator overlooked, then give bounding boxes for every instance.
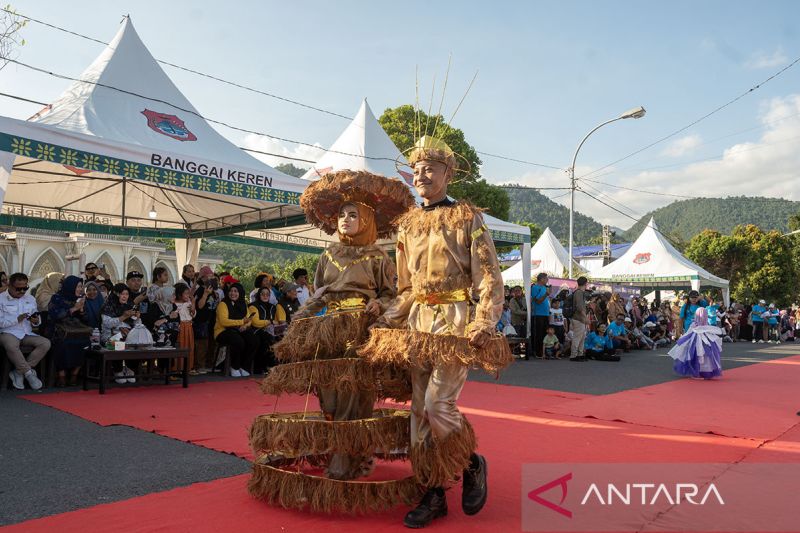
[214,282,258,377]
[48,276,92,387]
[83,281,105,330]
[648,320,671,347]
[101,283,138,384]
[126,271,148,314]
[279,283,301,323]
[0,271,8,294]
[0,273,50,390]
[497,300,514,335]
[584,323,620,362]
[35,271,63,333]
[144,284,179,346]
[249,287,284,374]
[542,325,562,359]
[508,286,527,337]
[606,313,631,353]
[630,317,656,350]
[293,268,310,306]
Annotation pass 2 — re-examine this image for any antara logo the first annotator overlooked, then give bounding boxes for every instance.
[633,253,651,264]
[528,473,572,518]
[142,109,197,142]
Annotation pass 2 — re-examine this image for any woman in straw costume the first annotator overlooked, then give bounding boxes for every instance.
[360,135,512,528]
[251,169,415,498]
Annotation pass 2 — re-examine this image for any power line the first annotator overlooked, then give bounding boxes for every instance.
[5,7,564,172]
[578,53,800,180]
[578,180,643,219]
[578,177,695,199]
[497,184,571,191]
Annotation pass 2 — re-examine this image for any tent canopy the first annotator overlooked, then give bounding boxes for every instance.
[501,227,584,285]
[0,17,306,240]
[238,99,530,252]
[589,218,729,291]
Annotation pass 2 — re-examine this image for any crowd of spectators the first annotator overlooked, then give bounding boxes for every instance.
[499,276,799,362]
[0,264,312,389]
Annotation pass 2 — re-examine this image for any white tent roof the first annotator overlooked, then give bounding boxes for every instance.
[589,218,729,289]
[0,17,306,238]
[249,99,529,251]
[501,227,583,284]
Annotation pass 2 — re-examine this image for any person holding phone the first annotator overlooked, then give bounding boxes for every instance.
[0,273,51,390]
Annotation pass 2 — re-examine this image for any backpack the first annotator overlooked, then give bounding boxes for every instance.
[562,291,576,319]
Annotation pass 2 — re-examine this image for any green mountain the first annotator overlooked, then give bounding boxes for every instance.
[505,186,604,244]
[624,197,800,241]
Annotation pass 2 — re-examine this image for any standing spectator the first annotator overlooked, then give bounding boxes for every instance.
[606,313,632,353]
[48,276,91,387]
[214,282,258,377]
[83,262,101,283]
[671,298,684,338]
[750,299,767,344]
[767,304,780,344]
[707,298,720,327]
[530,273,550,362]
[508,286,527,338]
[83,281,105,330]
[607,293,626,325]
[569,276,589,362]
[680,291,705,332]
[279,283,301,323]
[147,267,170,303]
[293,268,310,307]
[1,273,49,390]
[181,264,196,292]
[193,270,218,374]
[549,298,565,343]
[0,271,8,294]
[174,283,197,374]
[629,296,643,327]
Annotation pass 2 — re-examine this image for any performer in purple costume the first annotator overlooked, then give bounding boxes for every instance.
[668,307,723,379]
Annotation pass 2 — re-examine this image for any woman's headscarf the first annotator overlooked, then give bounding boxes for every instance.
[337,202,377,247]
[57,275,82,302]
[223,282,247,319]
[84,281,105,328]
[36,272,64,311]
[153,285,175,316]
[252,287,276,321]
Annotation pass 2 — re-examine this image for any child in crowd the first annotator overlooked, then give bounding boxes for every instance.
[549,299,565,343]
[542,326,562,359]
[668,307,722,379]
[174,283,196,374]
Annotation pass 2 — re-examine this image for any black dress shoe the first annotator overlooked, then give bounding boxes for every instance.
[462,453,488,516]
[404,487,447,528]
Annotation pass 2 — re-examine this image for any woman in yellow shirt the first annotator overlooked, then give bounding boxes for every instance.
[214,282,258,377]
[248,287,287,373]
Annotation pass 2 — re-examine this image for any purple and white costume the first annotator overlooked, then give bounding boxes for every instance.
[668,307,722,379]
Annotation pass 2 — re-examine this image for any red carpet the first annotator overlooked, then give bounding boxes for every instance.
[543,355,800,441]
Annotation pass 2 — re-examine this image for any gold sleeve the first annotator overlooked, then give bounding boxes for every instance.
[373,230,413,328]
[466,213,504,337]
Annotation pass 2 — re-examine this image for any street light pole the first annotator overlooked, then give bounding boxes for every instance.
[567,106,646,278]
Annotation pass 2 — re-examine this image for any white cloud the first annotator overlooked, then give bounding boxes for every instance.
[660,134,702,157]
[744,47,788,69]
[241,133,325,170]
[500,94,800,230]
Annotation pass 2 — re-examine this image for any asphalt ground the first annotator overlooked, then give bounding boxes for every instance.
[1,340,797,526]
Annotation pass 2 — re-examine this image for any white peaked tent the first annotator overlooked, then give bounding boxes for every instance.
[501,227,584,285]
[590,218,730,302]
[0,17,307,267]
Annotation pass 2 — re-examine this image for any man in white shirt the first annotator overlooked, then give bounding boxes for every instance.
[293,268,309,306]
[0,273,51,389]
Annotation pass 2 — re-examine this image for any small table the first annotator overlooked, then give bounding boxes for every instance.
[83,347,189,394]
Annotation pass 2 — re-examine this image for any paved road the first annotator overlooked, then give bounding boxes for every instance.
[1,340,796,526]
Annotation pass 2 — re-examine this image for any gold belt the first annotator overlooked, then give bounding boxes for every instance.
[325,297,366,314]
[415,289,471,305]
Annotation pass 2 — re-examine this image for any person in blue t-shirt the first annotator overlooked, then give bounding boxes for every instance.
[585,323,620,361]
[766,303,780,343]
[606,313,631,352]
[680,290,707,333]
[750,299,767,343]
[707,300,720,326]
[529,272,550,360]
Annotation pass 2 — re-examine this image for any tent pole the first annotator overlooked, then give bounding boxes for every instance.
[121,175,126,227]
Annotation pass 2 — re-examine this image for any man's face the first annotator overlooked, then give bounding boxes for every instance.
[413,160,449,202]
[539,275,549,286]
[9,279,29,299]
[85,265,98,278]
[616,315,624,325]
[127,277,143,292]
[296,275,308,287]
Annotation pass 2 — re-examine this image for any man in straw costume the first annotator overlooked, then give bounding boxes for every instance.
[361,135,511,528]
[254,169,416,487]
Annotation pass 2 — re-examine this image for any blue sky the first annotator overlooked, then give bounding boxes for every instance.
[2,0,800,229]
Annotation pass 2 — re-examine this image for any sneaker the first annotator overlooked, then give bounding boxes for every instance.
[752,339,757,344]
[777,340,782,344]
[23,369,42,390]
[8,369,24,390]
[768,340,774,344]
[197,368,210,375]
[240,368,250,377]
[123,366,136,384]
[114,371,127,384]
[230,368,242,377]
[758,340,765,344]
